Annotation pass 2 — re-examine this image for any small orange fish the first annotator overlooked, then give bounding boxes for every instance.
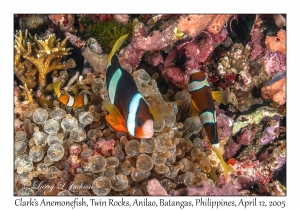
[188,69,234,177]
[53,81,92,108]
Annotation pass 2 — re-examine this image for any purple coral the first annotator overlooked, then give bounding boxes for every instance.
[174,180,239,196]
[184,28,228,71]
[260,121,279,145]
[262,50,286,76]
[224,138,241,160]
[144,52,164,68]
[240,126,259,145]
[248,16,265,61]
[65,32,86,48]
[217,113,234,140]
[119,22,148,68]
[232,140,286,193]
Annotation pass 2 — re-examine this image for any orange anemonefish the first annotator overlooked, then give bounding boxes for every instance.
[102,34,154,139]
[188,69,234,177]
[53,81,92,108]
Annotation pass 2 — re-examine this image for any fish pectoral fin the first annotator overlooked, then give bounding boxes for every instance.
[103,98,128,132]
[211,90,228,105]
[211,143,234,178]
[105,114,128,132]
[189,99,200,117]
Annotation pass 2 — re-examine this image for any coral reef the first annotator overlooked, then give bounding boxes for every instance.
[177,15,216,38]
[14,14,286,196]
[19,14,48,31]
[261,74,286,105]
[265,29,286,55]
[14,30,76,88]
[48,14,75,32]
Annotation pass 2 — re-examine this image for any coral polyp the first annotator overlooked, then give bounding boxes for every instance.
[14,14,286,196]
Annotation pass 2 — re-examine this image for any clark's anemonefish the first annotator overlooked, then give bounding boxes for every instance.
[102,34,154,139]
[53,81,92,108]
[188,69,234,177]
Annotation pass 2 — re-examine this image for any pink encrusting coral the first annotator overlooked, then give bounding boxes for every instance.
[232,140,286,192]
[113,14,130,26]
[161,66,187,88]
[48,14,75,32]
[265,29,286,55]
[206,14,232,35]
[177,14,216,38]
[262,50,286,76]
[174,180,239,196]
[94,139,115,157]
[261,75,286,105]
[65,32,86,48]
[118,22,148,68]
[184,28,228,71]
[248,16,265,61]
[216,113,234,140]
[147,179,168,195]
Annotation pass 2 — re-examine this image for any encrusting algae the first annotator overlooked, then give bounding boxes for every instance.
[14,14,286,196]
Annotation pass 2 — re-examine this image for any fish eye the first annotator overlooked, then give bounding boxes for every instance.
[189,75,193,81]
[136,118,143,127]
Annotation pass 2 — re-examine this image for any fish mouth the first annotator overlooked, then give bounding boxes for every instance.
[141,119,154,138]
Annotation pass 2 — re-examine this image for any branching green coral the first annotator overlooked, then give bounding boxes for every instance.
[87,20,133,53]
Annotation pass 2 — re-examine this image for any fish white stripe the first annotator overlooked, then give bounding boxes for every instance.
[200,111,215,125]
[127,93,143,136]
[188,80,210,92]
[66,94,75,106]
[108,68,122,104]
[83,94,88,105]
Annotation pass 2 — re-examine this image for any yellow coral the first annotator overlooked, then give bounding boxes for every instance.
[14,30,76,88]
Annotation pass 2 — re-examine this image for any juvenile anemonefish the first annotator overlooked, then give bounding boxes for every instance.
[188,69,234,177]
[102,34,154,139]
[53,81,93,108]
[53,81,102,108]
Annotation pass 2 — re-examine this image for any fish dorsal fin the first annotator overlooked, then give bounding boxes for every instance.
[102,98,127,132]
[211,90,228,105]
[52,81,62,97]
[189,99,200,117]
[107,34,129,66]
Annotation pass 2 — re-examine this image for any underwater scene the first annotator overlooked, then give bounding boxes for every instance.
[13,14,286,196]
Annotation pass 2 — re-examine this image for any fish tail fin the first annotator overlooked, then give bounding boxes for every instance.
[53,81,62,97]
[107,34,129,66]
[211,90,228,105]
[188,99,200,117]
[211,143,234,178]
